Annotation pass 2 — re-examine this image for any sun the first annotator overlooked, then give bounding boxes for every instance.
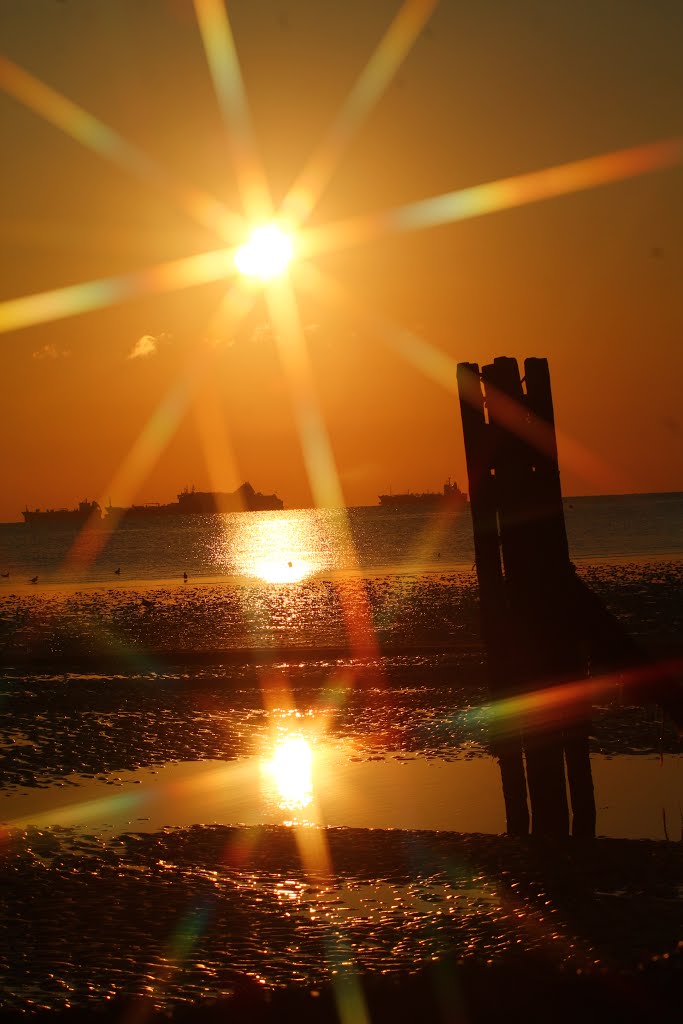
[234,222,295,281]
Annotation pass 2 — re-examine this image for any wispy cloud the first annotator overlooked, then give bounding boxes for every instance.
[32,343,70,360]
[128,332,170,360]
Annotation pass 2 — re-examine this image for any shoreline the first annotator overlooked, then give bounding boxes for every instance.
[0,550,681,595]
[1,561,681,658]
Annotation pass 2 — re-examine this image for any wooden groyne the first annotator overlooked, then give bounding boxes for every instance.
[457,356,681,838]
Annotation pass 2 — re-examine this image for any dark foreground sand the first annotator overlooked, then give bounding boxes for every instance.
[1,825,681,1023]
[0,961,680,1024]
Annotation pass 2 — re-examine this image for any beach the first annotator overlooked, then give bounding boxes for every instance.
[1,503,682,1020]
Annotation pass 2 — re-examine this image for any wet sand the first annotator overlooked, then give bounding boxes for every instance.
[1,563,681,1020]
[0,825,681,1022]
[1,561,681,668]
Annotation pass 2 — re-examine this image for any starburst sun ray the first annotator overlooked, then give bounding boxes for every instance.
[193,0,273,223]
[0,247,235,335]
[300,136,683,258]
[0,56,243,242]
[282,0,438,226]
[295,261,629,492]
[63,278,258,577]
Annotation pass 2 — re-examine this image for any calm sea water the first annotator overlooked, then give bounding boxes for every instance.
[1,493,681,587]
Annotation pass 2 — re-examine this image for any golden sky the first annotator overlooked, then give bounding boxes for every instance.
[1,0,682,520]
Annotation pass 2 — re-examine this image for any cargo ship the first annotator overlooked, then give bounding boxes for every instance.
[22,499,102,526]
[105,482,284,519]
[378,479,468,510]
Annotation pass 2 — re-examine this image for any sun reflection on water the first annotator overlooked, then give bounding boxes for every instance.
[264,734,314,811]
[233,514,321,583]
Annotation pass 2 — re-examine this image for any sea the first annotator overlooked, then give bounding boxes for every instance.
[2,492,682,587]
[1,494,682,1013]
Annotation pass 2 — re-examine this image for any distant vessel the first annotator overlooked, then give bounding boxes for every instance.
[175,483,284,514]
[106,482,284,519]
[22,499,102,526]
[378,479,468,510]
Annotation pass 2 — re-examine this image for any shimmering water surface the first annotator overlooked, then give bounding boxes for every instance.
[1,493,681,586]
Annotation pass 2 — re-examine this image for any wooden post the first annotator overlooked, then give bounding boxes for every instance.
[457,356,598,838]
[523,358,595,837]
[481,358,570,837]
[457,355,681,838]
[456,363,529,836]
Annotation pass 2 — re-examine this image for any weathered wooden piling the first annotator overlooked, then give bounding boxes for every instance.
[457,362,529,835]
[457,356,595,838]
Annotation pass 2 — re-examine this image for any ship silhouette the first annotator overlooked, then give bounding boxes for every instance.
[22,500,102,526]
[378,478,468,510]
[105,482,284,519]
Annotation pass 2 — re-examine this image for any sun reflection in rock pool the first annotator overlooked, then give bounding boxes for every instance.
[264,734,314,811]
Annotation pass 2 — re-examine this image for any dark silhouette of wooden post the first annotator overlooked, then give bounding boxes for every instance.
[457,362,529,835]
[524,358,595,837]
[457,356,594,837]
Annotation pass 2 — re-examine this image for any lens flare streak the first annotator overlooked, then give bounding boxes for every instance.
[296,260,459,392]
[298,263,631,491]
[0,56,242,241]
[480,656,683,738]
[264,278,346,510]
[301,136,683,257]
[262,278,382,655]
[193,0,272,221]
[63,279,256,577]
[0,247,233,334]
[283,0,438,225]
[392,136,683,233]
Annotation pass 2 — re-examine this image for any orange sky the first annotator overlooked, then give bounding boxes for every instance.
[1,0,682,521]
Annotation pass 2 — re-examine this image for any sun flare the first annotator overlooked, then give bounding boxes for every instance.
[234,223,294,280]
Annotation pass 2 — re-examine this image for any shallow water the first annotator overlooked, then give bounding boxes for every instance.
[2,750,681,842]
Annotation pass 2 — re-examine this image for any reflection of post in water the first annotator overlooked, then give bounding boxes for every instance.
[457,357,592,837]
